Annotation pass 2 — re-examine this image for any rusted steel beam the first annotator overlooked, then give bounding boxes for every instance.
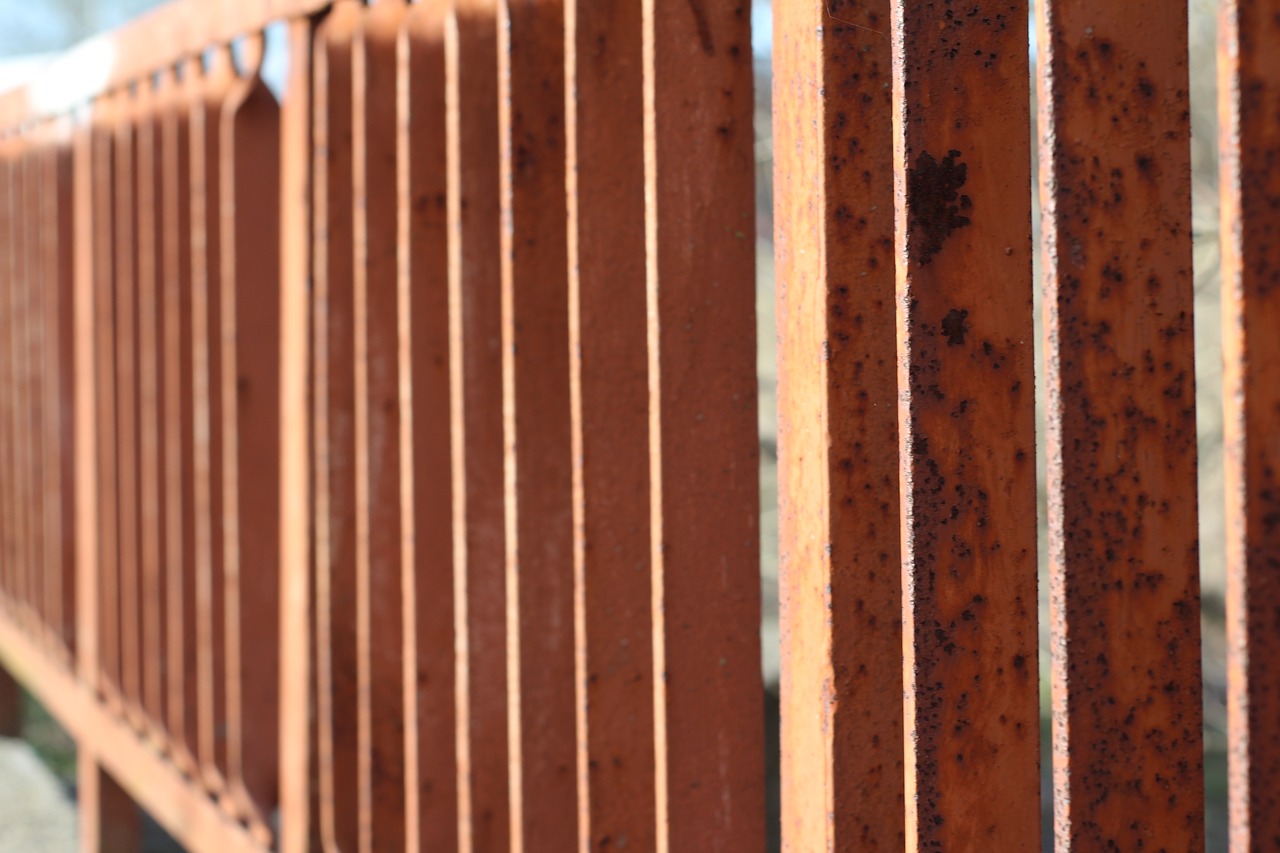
[113,84,145,729]
[44,129,76,657]
[0,608,263,853]
[74,98,99,691]
[563,0,655,849]
[312,2,362,849]
[773,1,903,849]
[218,34,282,837]
[191,49,235,794]
[1037,2,1204,849]
[891,0,1040,848]
[1219,0,1280,847]
[79,750,142,853]
[135,77,169,739]
[447,1,510,849]
[352,2,410,849]
[278,14,316,853]
[160,60,200,776]
[642,1,764,849]
[91,92,122,703]
[397,4,457,850]
[497,0,576,848]
[0,146,12,610]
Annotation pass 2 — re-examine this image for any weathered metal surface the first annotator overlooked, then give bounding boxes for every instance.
[190,49,234,793]
[0,147,12,616]
[218,35,281,836]
[497,0,576,848]
[0,606,262,853]
[563,0,656,849]
[160,61,200,776]
[134,77,169,738]
[91,93,122,703]
[397,4,457,850]
[46,133,77,657]
[312,2,362,848]
[1037,3,1204,850]
[112,88,145,728]
[891,0,1040,848]
[1219,0,1280,848]
[278,15,316,853]
[352,2,409,849]
[773,1,903,850]
[643,1,763,849]
[447,1,510,849]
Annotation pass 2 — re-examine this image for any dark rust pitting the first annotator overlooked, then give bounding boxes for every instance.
[775,0,904,850]
[892,0,1041,848]
[1038,3,1204,850]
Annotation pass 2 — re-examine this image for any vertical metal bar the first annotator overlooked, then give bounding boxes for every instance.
[78,751,141,853]
[891,0,1040,848]
[773,2,903,849]
[313,3,362,848]
[136,75,169,738]
[74,101,99,690]
[55,133,77,657]
[642,1,764,848]
[44,129,76,659]
[1221,0,1280,847]
[114,82,145,728]
[191,50,235,794]
[563,0,655,848]
[496,1,575,849]
[1037,2,1203,849]
[397,5,457,851]
[23,138,47,638]
[219,35,281,837]
[280,14,316,853]
[447,2,509,849]
[12,138,31,626]
[161,60,200,776]
[0,146,11,610]
[93,93,122,705]
[352,4,409,849]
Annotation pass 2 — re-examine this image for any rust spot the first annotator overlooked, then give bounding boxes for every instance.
[941,309,969,346]
[907,149,971,265]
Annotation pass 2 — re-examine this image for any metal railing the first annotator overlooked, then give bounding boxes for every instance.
[0,0,1275,851]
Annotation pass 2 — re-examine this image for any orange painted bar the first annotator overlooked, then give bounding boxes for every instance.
[312,3,362,849]
[447,1,510,849]
[562,0,655,848]
[160,61,200,774]
[642,1,764,849]
[773,1,903,849]
[1219,0,1280,847]
[218,35,281,835]
[891,0,1040,848]
[497,0,576,848]
[190,50,235,792]
[1038,2,1204,849]
[397,4,457,850]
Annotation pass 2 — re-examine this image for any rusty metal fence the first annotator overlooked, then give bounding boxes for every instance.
[0,0,1273,851]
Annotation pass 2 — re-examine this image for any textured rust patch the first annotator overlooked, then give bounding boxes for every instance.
[907,150,971,266]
